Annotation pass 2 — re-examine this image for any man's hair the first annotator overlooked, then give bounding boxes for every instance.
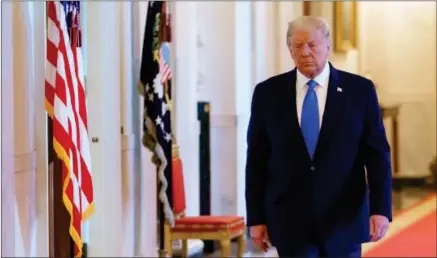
[286,16,332,47]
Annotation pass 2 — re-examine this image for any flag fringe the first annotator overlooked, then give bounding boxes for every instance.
[153,137,176,227]
[144,114,175,227]
[46,2,93,257]
[45,99,54,118]
[53,138,84,257]
[137,80,146,97]
[138,80,175,227]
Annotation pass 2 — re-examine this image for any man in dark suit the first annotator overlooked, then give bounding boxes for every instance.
[245,16,392,257]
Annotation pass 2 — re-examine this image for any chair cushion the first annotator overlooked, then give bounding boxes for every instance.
[172,216,245,233]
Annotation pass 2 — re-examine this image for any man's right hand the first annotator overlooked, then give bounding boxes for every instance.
[249,225,270,252]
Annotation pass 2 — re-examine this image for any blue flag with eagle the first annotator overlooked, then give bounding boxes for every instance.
[138,1,174,227]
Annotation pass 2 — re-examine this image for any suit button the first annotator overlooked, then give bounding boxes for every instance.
[310,166,315,171]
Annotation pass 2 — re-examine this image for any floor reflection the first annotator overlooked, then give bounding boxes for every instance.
[392,187,434,213]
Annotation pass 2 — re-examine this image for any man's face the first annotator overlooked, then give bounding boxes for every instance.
[288,28,331,78]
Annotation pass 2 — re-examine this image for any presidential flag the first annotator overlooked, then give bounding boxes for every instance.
[138,1,175,227]
[45,1,94,256]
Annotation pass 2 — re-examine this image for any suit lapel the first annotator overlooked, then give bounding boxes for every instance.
[314,64,343,160]
[283,64,344,162]
[283,69,312,163]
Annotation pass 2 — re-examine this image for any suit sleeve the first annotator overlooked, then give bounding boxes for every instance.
[362,82,393,222]
[245,84,270,227]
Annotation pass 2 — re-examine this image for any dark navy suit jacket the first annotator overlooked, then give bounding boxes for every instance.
[245,63,392,256]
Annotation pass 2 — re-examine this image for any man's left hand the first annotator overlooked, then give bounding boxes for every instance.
[370,215,390,242]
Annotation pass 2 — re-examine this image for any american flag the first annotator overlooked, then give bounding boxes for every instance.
[45,1,94,256]
[159,43,172,84]
[138,1,175,227]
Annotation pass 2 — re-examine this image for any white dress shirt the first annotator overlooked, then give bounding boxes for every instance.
[296,62,330,129]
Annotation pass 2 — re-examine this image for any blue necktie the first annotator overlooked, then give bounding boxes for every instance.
[301,80,319,159]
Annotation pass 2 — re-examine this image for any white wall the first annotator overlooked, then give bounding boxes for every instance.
[31,3,50,255]
[195,1,305,220]
[173,1,200,220]
[301,1,436,176]
[3,2,145,256]
[85,2,135,256]
[195,1,255,219]
[196,1,237,217]
[277,2,303,73]
[171,2,205,254]
[12,3,37,255]
[131,2,160,256]
[1,2,16,256]
[1,2,49,257]
[308,2,359,73]
[358,1,436,176]
[235,1,254,219]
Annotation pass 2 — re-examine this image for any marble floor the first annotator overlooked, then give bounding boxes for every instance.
[199,187,435,257]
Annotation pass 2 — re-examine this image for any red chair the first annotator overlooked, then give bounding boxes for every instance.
[164,148,246,257]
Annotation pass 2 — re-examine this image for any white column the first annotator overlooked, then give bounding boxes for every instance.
[173,1,199,221]
[1,2,16,256]
[132,2,158,256]
[31,2,50,256]
[197,2,256,219]
[253,2,277,84]
[195,2,258,220]
[12,2,37,256]
[196,1,303,220]
[197,2,237,216]
[235,1,254,218]
[132,2,163,256]
[277,2,301,73]
[119,2,138,256]
[85,2,123,256]
[253,2,303,79]
[238,2,302,218]
[172,2,204,255]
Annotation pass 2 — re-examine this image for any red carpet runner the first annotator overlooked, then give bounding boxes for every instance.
[364,204,436,257]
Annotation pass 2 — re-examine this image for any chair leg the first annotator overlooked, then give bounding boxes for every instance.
[164,224,173,257]
[181,239,188,257]
[220,239,231,257]
[237,234,246,257]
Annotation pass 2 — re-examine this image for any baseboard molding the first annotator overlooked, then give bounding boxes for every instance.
[82,240,203,257]
[210,114,237,128]
[82,243,88,257]
[392,175,435,190]
[378,92,435,104]
[14,151,36,173]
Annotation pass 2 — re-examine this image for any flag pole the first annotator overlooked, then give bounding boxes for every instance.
[158,166,166,258]
[46,5,55,257]
[158,3,170,257]
[46,2,74,257]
